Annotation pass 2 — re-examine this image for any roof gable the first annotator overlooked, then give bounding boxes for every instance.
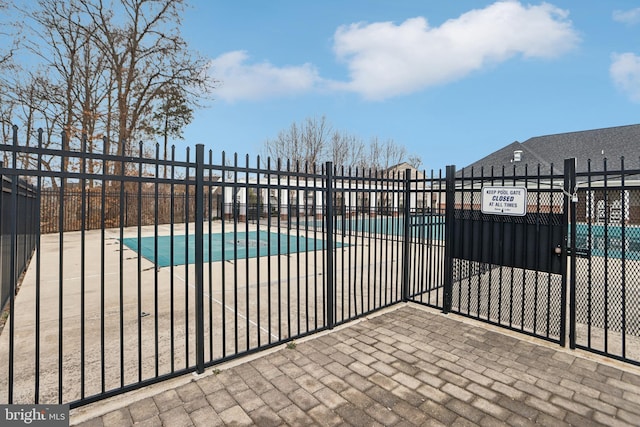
[459,141,554,177]
[386,162,424,179]
[522,124,640,172]
[461,124,640,175]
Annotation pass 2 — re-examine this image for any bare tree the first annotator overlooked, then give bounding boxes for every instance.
[264,115,331,169]
[300,115,330,167]
[13,0,215,178]
[407,154,423,170]
[0,0,21,145]
[79,0,213,162]
[0,0,20,70]
[264,122,302,165]
[368,137,407,175]
[1,69,67,186]
[25,0,88,176]
[329,130,366,170]
[265,116,422,174]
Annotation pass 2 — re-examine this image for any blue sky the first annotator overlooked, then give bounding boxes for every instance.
[180,1,640,171]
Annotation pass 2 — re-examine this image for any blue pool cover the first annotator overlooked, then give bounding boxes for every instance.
[122,231,343,267]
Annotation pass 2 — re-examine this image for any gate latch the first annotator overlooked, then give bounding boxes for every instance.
[554,245,562,256]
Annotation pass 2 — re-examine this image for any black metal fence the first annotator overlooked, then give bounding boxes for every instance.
[570,157,640,365]
[0,129,411,408]
[0,172,38,312]
[1,126,639,409]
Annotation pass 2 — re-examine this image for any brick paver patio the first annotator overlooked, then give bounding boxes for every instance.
[71,304,640,426]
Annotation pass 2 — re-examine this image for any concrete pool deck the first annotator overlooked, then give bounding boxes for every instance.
[70,303,640,426]
[0,221,407,405]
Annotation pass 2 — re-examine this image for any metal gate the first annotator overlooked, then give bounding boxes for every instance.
[408,161,571,345]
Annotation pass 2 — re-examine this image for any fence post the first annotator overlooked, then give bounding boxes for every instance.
[195,144,205,374]
[325,162,335,329]
[443,165,456,314]
[402,168,412,302]
[8,125,19,402]
[564,157,576,349]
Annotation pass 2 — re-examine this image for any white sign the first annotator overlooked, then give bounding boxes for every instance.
[481,186,527,216]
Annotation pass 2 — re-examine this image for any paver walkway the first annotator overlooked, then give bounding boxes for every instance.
[71,304,640,426]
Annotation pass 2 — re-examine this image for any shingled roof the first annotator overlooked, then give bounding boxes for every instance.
[459,124,640,176]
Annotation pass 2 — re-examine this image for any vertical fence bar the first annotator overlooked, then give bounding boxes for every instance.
[118,150,125,387]
[402,169,412,302]
[325,162,335,329]
[154,143,160,376]
[563,157,576,348]
[195,144,205,374]
[244,155,250,349]
[35,129,43,402]
[443,165,456,314]
[620,156,626,358]
[387,171,394,305]
[546,164,555,336]
[585,160,592,349]
[276,159,282,340]
[395,173,402,303]
[296,162,302,333]
[266,158,273,342]
[137,142,143,382]
[341,166,347,320]
[100,138,107,393]
[366,169,372,312]
[286,160,291,337]
[357,168,365,314]
[6,128,15,403]
[170,146,176,370]
[58,131,66,403]
[232,153,238,353]
[315,164,321,328]
[220,152,227,356]
[208,150,214,360]
[372,171,379,308]
[80,134,87,399]
[184,148,191,367]
[305,164,312,324]
[603,159,609,354]
[533,165,541,335]
[256,155,262,346]
[244,155,251,349]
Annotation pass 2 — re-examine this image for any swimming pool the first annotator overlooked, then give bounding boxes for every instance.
[573,223,640,260]
[122,231,341,267]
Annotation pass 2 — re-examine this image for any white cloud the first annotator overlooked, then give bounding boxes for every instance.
[613,8,640,25]
[208,51,322,102]
[209,1,579,102]
[332,0,580,100]
[610,52,640,102]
